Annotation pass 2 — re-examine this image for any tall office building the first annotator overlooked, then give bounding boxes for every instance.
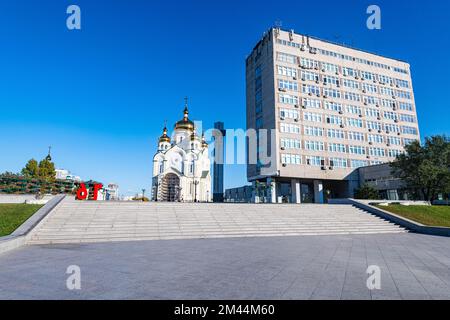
[246,28,420,203]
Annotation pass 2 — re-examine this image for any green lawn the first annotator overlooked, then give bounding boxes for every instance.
[0,204,43,237]
[374,204,450,227]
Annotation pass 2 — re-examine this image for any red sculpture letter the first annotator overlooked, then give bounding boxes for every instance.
[92,183,103,201]
[76,183,88,200]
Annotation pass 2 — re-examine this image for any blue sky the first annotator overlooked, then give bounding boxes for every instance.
[0,0,449,196]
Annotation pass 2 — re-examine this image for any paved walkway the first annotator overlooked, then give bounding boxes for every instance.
[29,199,405,244]
[1,233,450,299]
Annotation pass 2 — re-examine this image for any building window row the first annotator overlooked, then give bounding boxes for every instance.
[279,138,408,154]
[275,40,409,75]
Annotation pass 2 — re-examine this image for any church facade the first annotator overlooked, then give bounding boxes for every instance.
[151,103,212,202]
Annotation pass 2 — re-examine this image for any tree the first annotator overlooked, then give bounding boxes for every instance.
[21,159,39,179]
[37,158,56,182]
[354,184,380,200]
[390,135,450,202]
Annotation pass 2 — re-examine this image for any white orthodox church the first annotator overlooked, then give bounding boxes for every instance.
[152,102,212,202]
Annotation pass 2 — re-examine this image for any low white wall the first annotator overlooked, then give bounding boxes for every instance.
[0,194,37,204]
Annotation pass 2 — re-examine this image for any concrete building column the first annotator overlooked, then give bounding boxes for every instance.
[291,179,301,204]
[267,178,277,203]
[313,180,324,204]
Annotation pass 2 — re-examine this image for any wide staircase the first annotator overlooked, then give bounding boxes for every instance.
[28,197,407,244]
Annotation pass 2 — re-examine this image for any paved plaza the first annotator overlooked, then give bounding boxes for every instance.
[1,232,450,299]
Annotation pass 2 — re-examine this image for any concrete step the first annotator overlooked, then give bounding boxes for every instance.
[27,199,407,244]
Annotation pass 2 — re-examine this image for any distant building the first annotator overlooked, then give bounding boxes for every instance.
[55,169,81,182]
[104,183,119,200]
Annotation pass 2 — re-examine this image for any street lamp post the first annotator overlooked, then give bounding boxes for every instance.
[193,180,199,202]
[142,188,146,202]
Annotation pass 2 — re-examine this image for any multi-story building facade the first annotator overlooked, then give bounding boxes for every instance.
[246,28,420,203]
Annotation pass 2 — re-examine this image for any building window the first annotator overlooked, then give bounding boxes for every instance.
[278,79,298,91]
[305,140,325,151]
[329,158,347,168]
[281,154,301,165]
[349,145,366,155]
[328,143,347,153]
[305,156,324,166]
[304,112,323,123]
[304,126,324,137]
[347,131,365,141]
[327,129,345,139]
[279,93,299,105]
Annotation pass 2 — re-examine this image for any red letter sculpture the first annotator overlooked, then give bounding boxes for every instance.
[76,183,88,200]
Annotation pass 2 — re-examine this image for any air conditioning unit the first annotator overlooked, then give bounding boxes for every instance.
[300,45,306,51]
[369,142,373,145]
[282,163,287,167]
[329,166,334,170]
[323,95,328,98]
[386,131,390,134]
[377,117,381,120]
[308,92,312,96]
[315,80,320,84]
[397,132,401,136]
[321,166,327,171]
[338,111,343,115]
[280,116,285,120]
[386,143,390,147]
[378,129,382,133]
[392,96,397,100]
[362,89,367,93]
[314,66,319,70]
[294,118,299,122]
[335,71,339,76]
[340,124,345,128]
[293,76,297,80]
[394,119,399,123]
[301,78,306,81]
[294,104,299,108]
[366,156,370,159]
[301,105,306,109]
[358,114,363,118]
[368,128,372,132]
[278,88,286,92]
[280,147,285,150]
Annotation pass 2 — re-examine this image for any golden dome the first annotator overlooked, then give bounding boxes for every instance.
[158,126,171,143]
[201,132,208,147]
[190,131,201,141]
[174,104,195,131]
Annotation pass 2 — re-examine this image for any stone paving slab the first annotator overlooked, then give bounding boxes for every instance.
[1,233,450,299]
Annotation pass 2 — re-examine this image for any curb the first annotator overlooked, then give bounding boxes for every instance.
[349,199,450,237]
[0,195,66,255]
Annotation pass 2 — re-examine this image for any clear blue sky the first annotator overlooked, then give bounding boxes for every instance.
[0,0,449,196]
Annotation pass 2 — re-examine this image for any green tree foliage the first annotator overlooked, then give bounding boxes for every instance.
[390,135,450,202]
[354,184,380,200]
[38,158,56,182]
[21,159,39,179]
